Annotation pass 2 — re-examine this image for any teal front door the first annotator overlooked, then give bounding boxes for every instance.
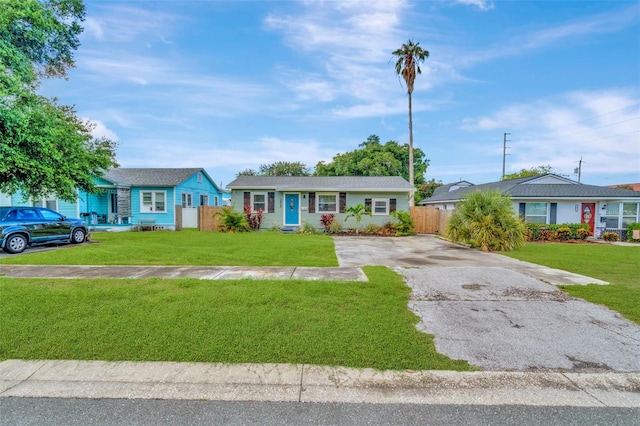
[284,193,300,226]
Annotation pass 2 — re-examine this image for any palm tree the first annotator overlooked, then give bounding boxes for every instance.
[393,40,429,203]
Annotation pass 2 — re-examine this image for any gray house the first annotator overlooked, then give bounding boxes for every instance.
[421,174,640,238]
[226,176,415,230]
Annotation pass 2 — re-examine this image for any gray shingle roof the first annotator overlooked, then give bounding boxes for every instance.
[101,168,208,187]
[226,176,415,192]
[423,174,640,203]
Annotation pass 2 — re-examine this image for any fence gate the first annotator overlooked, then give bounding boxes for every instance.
[410,206,441,234]
[182,207,198,228]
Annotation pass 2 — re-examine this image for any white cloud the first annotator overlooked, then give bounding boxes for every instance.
[461,89,640,177]
[83,17,105,40]
[454,0,494,11]
[85,119,119,141]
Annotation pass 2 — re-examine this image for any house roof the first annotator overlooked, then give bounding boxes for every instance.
[422,174,640,204]
[100,168,218,189]
[226,176,415,192]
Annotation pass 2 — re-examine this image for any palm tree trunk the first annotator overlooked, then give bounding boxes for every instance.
[408,91,414,205]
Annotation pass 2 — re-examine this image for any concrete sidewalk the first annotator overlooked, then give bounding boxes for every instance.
[0,265,368,281]
[1,360,639,407]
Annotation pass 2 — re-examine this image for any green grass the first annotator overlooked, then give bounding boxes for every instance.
[0,230,338,267]
[501,243,640,324]
[0,266,472,371]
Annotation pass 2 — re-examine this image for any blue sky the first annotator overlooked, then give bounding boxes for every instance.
[40,0,640,188]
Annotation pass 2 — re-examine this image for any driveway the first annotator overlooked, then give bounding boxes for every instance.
[333,235,640,372]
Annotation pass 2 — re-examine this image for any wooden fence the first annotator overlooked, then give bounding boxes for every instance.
[409,206,454,235]
[199,206,226,231]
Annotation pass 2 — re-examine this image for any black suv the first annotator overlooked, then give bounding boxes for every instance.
[0,206,88,254]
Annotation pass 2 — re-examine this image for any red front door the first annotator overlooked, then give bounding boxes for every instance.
[581,203,595,234]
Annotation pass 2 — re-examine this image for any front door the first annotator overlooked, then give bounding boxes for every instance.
[581,203,595,234]
[284,193,300,226]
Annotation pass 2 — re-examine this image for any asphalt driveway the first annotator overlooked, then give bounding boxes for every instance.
[333,235,640,372]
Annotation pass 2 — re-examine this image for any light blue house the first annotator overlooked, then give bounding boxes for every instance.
[81,168,224,231]
[226,176,415,231]
[0,192,80,219]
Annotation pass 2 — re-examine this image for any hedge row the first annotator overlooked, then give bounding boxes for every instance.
[525,223,591,242]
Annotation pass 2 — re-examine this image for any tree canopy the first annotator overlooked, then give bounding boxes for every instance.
[236,161,311,177]
[502,165,560,181]
[314,135,428,184]
[0,0,117,202]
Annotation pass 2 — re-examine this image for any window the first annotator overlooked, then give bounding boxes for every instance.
[181,192,193,208]
[39,208,63,221]
[140,191,166,213]
[622,203,639,228]
[525,203,547,224]
[372,199,389,215]
[605,203,620,228]
[253,193,266,211]
[197,172,203,183]
[317,193,337,213]
[200,194,209,206]
[110,193,118,214]
[32,197,57,210]
[214,196,219,206]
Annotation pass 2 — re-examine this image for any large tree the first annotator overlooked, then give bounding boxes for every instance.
[259,161,310,176]
[314,135,428,184]
[393,40,429,199]
[0,0,117,202]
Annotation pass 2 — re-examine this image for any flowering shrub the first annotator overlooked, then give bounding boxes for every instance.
[602,232,619,242]
[320,214,334,233]
[244,205,263,230]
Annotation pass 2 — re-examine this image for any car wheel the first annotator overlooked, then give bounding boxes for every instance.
[71,228,86,244]
[3,234,27,254]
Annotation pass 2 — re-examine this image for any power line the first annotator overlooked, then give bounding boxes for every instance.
[573,102,640,125]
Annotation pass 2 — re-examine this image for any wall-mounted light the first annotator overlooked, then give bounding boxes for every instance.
[601,204,607,210]
[575,204,579,212]
[303,194,306,199]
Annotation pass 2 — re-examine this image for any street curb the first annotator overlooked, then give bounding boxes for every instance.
[1,360,639,407]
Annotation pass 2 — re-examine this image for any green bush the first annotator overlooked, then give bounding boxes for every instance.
[298,222,318,234]
[328,219,343,234]
[391,210,416,236]
[627,223,640,242]
[602,232,619,242]
[214,208,250,233]
[576,228,591,240]
[525,223,590,241]
[447,190,525,252]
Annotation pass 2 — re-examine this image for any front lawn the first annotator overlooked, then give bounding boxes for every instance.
[0,266,472,371]
[0,230,338,267]
[501,243,640,324]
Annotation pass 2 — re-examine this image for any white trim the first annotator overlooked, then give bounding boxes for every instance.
[372,198,389,215]
[317,192,338,213]
[252,192,267,212]
[140,190,167,213]
[181,192,193,208]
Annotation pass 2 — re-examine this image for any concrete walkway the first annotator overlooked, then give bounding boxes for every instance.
[1,360,639,407]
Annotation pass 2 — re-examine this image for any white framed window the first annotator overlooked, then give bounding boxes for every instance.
[140,191,166,213]
[200,194,209,206]
[525,203,547,224]
[317,193,338,213]
[372,199,389,215]
[622,203,639,228]
[181,192,193,208]
[32,197,57,210]
[605,203,620,228]
[252,193,266,212]
[197,172,203,183]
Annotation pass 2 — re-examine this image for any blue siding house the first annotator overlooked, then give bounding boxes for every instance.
[80,168,224,231]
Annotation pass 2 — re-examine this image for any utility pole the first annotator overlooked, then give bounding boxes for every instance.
[502,132,511,180]
[574,157,584,182]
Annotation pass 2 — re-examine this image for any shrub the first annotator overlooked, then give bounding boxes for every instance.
[602,232,619,242]
[391,210,416,236]
[576,228,590,240]
[244,206,263,230]
[378,222,396,236]
[320,214,334,233]
[363,223,380,235]
[298,222,318,234]
[447,190,526,252]
[214,208,250,233]
[328,219,343,234]
[627,223,640,242]
[556,226,572,241]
